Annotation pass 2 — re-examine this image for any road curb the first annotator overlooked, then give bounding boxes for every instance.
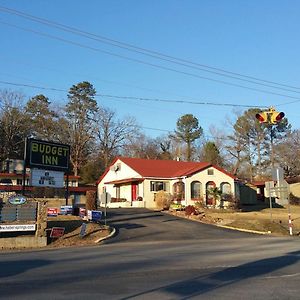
[216,224,271,235]
[164,210,273,235]
[95,226,116,244]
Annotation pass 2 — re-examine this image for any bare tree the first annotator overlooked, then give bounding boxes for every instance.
[275,129,300,177]
[0,90,30,160]
[122,133,162,160]
[96,107,139,167]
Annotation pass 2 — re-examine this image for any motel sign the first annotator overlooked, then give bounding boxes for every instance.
[26,138,70,171]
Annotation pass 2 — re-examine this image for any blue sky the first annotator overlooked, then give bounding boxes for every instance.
[0,0,300,139]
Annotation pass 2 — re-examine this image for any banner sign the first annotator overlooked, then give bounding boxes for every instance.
[0,224,36,232]
[50,227,65,238]
[60,205,73,215]
[47,207,59,217]
[79,208,86,218]
[87,210,102,222]
[26,138,70,171]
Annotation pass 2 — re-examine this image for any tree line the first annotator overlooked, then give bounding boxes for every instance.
[0,81,299,183]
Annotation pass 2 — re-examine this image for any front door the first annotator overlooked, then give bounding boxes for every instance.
[131,183,138,201]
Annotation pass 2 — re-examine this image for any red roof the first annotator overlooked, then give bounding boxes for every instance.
[119,157,212,177]
[97,157,236,184]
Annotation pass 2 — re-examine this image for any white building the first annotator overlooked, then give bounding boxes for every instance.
[97,157,240,209]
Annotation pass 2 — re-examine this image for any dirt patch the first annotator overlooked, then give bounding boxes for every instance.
[47,215,112,248]
[224,219,288,235]
[168,204,300,236]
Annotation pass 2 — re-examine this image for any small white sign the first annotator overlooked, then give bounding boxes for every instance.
[265,181,274,190]
[0,224,36,232]
[30,169,64,188]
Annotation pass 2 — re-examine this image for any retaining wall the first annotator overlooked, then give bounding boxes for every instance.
[1,236,47,250]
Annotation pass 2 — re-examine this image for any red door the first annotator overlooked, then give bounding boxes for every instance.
[131,183,138,201]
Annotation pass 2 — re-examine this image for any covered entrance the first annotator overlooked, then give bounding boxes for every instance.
[206,181,216,206]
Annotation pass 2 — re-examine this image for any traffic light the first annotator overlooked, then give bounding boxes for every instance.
[270,111,285,124]
[255,111,268,123]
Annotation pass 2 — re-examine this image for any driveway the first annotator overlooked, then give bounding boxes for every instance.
[103,208,255,244]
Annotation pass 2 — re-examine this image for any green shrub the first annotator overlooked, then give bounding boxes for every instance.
[194,200,205,211]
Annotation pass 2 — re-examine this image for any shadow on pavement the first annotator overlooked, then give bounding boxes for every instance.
[0,259,51,278]
[125,250,300,299]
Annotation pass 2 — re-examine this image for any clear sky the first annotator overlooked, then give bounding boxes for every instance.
[0,0,300,139]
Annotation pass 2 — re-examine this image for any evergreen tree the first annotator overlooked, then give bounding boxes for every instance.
[200,141,223,166]
[175,114,202,161]
[25,94,58,140]
[65,81,98,175]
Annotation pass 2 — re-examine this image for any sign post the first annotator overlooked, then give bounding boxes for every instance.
[265,181,274,222]
[104,191,108,226]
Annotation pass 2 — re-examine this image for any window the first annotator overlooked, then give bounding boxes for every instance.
[191,181,202,199]
[207,169,214,175]
[17,179,22,185]
[150,181,167,192]
[221,182,231,194]
[173,181,185,201]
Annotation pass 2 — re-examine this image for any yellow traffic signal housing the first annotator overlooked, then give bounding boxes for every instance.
[255,111,268,123]
[270,111,285,124]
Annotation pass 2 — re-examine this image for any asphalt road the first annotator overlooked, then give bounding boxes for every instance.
[1,208,300,299]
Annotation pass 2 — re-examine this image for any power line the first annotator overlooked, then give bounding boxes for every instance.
[1,20,300,102]
[140,126,171,133]
[133,126,235,142]
[0,80,267,108]
[1,5,299,93]
[99,93,265,108]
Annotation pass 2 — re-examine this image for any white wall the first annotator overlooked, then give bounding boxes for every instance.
[98,159,142,205]
[98,163,236,209]
[170,167,236,206]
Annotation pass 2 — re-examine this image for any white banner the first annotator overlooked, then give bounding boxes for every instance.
[30,169,64,188]
[0,224,36,232]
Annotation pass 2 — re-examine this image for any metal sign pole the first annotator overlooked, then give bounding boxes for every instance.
[104,192,107,226]
[22,138,28,196]
[266,181,274,222]
[269,193,273,222]
[287,187,293,236]
[65,173,69,206]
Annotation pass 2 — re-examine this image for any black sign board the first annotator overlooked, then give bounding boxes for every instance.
[25,139,70,171]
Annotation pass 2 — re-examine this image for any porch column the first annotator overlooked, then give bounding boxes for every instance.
[183,176,188,206]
